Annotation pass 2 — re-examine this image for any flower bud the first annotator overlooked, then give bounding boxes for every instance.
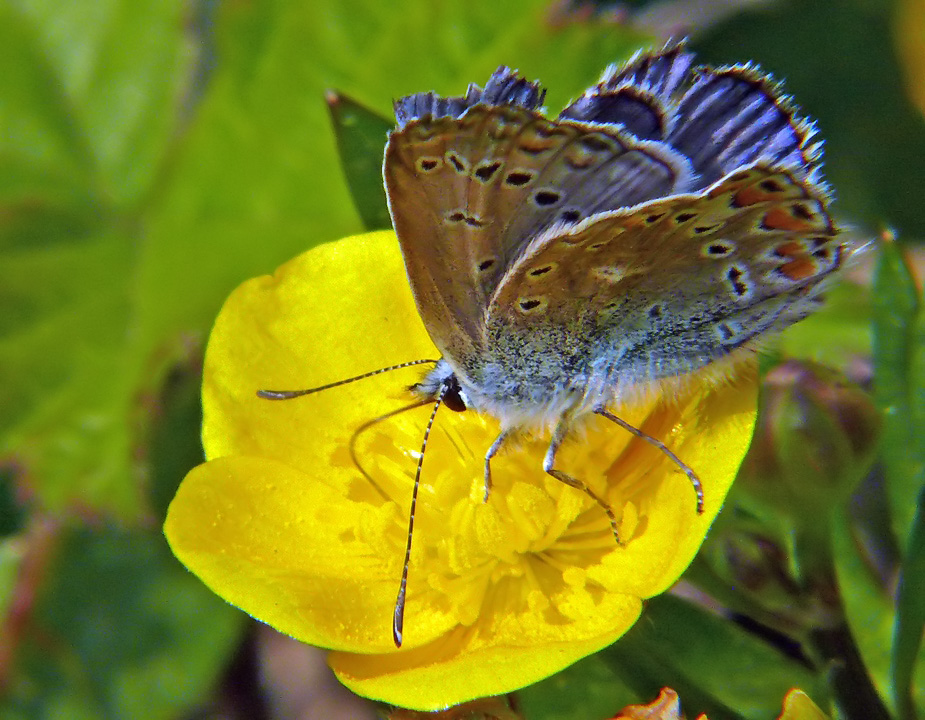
[737,361,881,520]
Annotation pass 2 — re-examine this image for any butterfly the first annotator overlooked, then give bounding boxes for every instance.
[266,42,843,645]
[386,41,839,500]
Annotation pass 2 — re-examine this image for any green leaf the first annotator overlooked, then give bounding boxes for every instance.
[1,0,649,520]
[892,473,925,720]
[603,594,825,720]
[327,92,394,231]
[872,242,923,547]
[831,511,895,714]
[3,0,198,209]
[1,526,244,719]
[776,275,872,366]
[519,652,638,720]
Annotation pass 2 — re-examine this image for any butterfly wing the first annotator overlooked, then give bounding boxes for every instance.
[385,97,692,372]
[385,46,833,397]
[484,165,840,389]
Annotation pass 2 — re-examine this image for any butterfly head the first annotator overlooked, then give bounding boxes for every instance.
[411,359,469,413]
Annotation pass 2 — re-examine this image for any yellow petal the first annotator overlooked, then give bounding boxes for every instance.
[167,231,759,710]
[165,455,452,652]
[779,690,831,720]
[331,614,637,710]
[201,230,437,478]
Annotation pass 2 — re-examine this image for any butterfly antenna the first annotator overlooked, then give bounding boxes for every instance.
[595,408,704,514]
[348,398,434,503]
[393,384,447,648]
[257,359,439,399]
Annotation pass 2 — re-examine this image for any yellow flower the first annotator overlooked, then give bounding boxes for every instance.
[165,230,758,710]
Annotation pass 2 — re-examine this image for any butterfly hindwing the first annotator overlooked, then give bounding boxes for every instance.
[484,165,840,384]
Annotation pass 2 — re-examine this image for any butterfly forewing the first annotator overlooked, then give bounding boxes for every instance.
[386,105,694,367]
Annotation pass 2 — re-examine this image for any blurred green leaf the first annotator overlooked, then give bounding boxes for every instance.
[695,0,925,240]
[1,0,649,521]
[519,651,638,720]
[327,92,393,231]
[0,537,24,626]
[831,511,895,715]
[872,242,923,547]
[1,526,243,720]
[604,595,824,720]
[4,0,197,209]
[892,480,925,720]
[776,277,872,366]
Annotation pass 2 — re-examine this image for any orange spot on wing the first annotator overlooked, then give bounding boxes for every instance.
[762,207,814,231]
[733,186,777,206]
[780,257,817,280]
[774,241,804,258]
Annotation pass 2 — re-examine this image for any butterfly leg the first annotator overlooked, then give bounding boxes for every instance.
[594,407,704,514]
[544,421,622,544]
[483,429,513,502]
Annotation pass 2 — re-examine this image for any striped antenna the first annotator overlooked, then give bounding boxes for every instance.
[257,359,438,399]
[392,381,448,647]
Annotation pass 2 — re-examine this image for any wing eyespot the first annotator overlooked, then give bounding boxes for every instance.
[504,171,534,187]
[593,265,627,282]
[702,241,735,258]
[533,189,562,207]
[725,265,751,298]
[473,161,503,183]
[790,203,813,220]
[445,151,469,174]
[416,156,442,173]
[517,297,547,313]
[759,178,786,193]
[527,263,557,279]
